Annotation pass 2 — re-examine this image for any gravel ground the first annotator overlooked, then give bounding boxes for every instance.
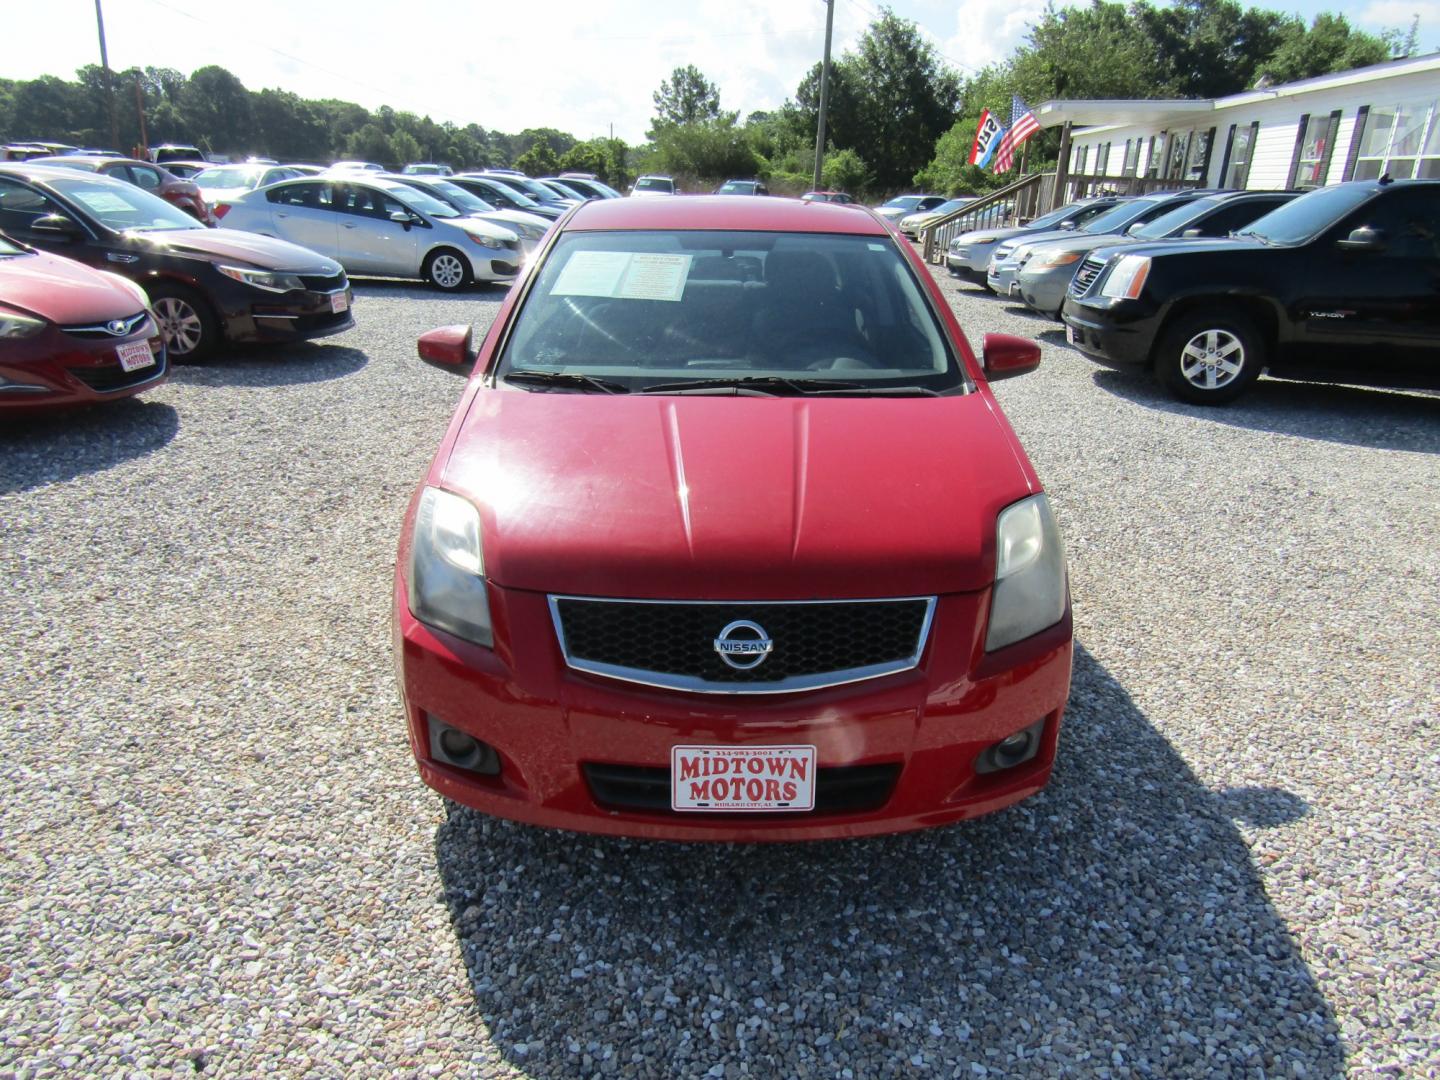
[1,267,1437,1079]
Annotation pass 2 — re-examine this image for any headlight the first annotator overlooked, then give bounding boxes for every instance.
[986,494,1067,651]
[0,313,45,339]
[467,233,504,249]
[1026,250,1083,271]
[408,487,493,646]
[1098,254,1152,299]
[970,235,997,244]
[217,264,305,293]
[519,223,545,241]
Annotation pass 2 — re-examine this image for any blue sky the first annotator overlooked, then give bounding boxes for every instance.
[8,0,1432,143]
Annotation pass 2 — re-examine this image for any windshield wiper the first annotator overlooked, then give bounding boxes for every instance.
[502,369,630,394]
[639,376,868,396]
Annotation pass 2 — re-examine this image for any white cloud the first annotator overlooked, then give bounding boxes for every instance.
[1354,0,1440,33]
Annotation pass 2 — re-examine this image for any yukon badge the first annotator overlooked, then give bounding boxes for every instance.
[713,620,773,670]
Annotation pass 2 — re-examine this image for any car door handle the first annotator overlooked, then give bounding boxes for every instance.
[276,211,289,218]
[343,222,358,229]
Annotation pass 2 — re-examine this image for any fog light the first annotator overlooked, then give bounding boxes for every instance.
[974,718,1046,775]
[427,714,500,776]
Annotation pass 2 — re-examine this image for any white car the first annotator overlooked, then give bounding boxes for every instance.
[218,175,521,290]
[630,175,678,196]
[384,174,551,254]
[194,163,307,209]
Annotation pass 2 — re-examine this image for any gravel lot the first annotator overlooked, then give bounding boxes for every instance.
[2,266,1437,1079]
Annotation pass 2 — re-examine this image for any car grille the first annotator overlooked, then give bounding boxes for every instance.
[67,352,166,392]
[299,272,347,293]
[61,311,151,339]
[582,762,901,815]
[1069,255,1107,299]
[490,261,519,276]
[550,597,934,694]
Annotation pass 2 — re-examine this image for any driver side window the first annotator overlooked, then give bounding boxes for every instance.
[0,177,65,233]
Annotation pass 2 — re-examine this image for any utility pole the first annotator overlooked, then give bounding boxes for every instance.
[134,77,149,155]
[94,0,120,151]
[812,0,834,191]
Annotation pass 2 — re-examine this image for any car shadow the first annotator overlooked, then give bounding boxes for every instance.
[1092,368,1440,454]
[432,644,1342,1078]
[0,399,179,496]
[349,278,513,301]
[166,343,369,388]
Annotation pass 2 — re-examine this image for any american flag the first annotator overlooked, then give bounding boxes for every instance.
[993,95,1040,172]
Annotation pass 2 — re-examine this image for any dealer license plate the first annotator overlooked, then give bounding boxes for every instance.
[671,745,817,812]
[330,291,350,314]
[116,340,155,372]
[1066,325,1079,346]
[1009,281,1020,297]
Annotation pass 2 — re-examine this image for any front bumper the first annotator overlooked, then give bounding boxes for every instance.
[1059,296,1158,368]
[986,262,1021,297]
[394,579,1073,841]
[1015,265,1073,317]
[0,321,167,411]
[220,281,356,346]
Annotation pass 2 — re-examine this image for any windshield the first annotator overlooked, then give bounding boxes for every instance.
[424,180,493,213]
[194,166,261,190]
[389,185,461,219]
[1079,198,1161,234]
[545,180,586,199]
[883,196,921,211]
[0,236,26,256]
[930,198,972,215]
[1133,195,1226,239]
[504,176,561,200]
[470,179,538,207]
[51,176,200,232]
[718,182,755,194]
[1237,185,1376,245]
[634,177,673,192]
[499,230,962,395]
[1028,200,1108,230]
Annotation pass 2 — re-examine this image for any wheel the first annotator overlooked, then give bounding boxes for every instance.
[147,281,219,362]
[424,248,472,292]
[1155,310,1264,405]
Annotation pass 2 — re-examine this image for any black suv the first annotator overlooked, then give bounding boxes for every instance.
[1062,179,1440,403]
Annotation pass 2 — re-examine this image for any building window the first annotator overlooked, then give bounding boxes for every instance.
[1077,144,1089,174]
[1096,142,1111,175]
[1352,100,1440,180]
[1223,123,1256,188]
[1122,139,1140,176]
[1166,131,1191,179]
[1186,128,1213,181]
[1144,136,1159,177]
[1293,112,1339,187]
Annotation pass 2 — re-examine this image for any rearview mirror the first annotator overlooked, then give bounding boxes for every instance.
[30,213,83,241]
[417,324,474,368]
[981,333,1041,382]
[1337,226,1386,253]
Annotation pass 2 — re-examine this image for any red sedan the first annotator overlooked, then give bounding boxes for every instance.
[394,196,1072,841]
[28,155,215,225]
[0,234,166,409]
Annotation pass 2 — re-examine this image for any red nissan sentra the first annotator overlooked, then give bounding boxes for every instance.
[394,196,1072,841]
[0,234,166,410]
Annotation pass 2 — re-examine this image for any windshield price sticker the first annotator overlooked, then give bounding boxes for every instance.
[116,340,155,372]
[671,745,817,812]
[552,251,692,302]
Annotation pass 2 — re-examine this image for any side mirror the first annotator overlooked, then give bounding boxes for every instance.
[1126,221,1146,236]
[1057,220,1077,231]
[1337,226,1385,253]
[390,210,417,228]
[30,213,83,241]
[417,324,474,368]
[981,333,1041,382]
[1181,227,1203,239]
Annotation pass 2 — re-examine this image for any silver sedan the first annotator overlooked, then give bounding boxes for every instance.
[218,175,521,290]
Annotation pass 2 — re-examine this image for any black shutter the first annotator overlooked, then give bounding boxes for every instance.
[1217,124,1237,187]
[1341,106,1371,182]
[1286,114,1310,189]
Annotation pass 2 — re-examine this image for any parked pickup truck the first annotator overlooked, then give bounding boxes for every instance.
[1060,179,1440,404]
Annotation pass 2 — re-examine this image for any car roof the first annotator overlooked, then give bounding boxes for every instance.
[565,195,889,235]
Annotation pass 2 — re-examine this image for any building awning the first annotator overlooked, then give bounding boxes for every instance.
[1033,99,1216,130]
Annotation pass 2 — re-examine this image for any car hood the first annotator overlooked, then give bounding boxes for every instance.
[479,208,550,231]
[132,227,342,273]
[955,225,1031,244]
[0,249,145,323]
[449,215,518,241]
[439,391,1032,599]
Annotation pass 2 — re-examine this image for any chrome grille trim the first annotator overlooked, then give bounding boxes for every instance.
[1069,255,1107,299]
[62,311,151,339]
[548,595,938,695]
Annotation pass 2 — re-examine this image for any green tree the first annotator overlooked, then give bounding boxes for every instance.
[821,148,870,193]
[650,65,723,138]
[346,122,394,164]
[1262,13,1392,84]
[514,137,560,177]
[651,118,758,183]
[913,118,1019,195]
[183,65,253,155]
[390,130,423,166]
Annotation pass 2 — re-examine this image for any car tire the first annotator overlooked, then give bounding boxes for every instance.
[424,248,472,292]
[147,281,219,362]
[1155,309,1264,405]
